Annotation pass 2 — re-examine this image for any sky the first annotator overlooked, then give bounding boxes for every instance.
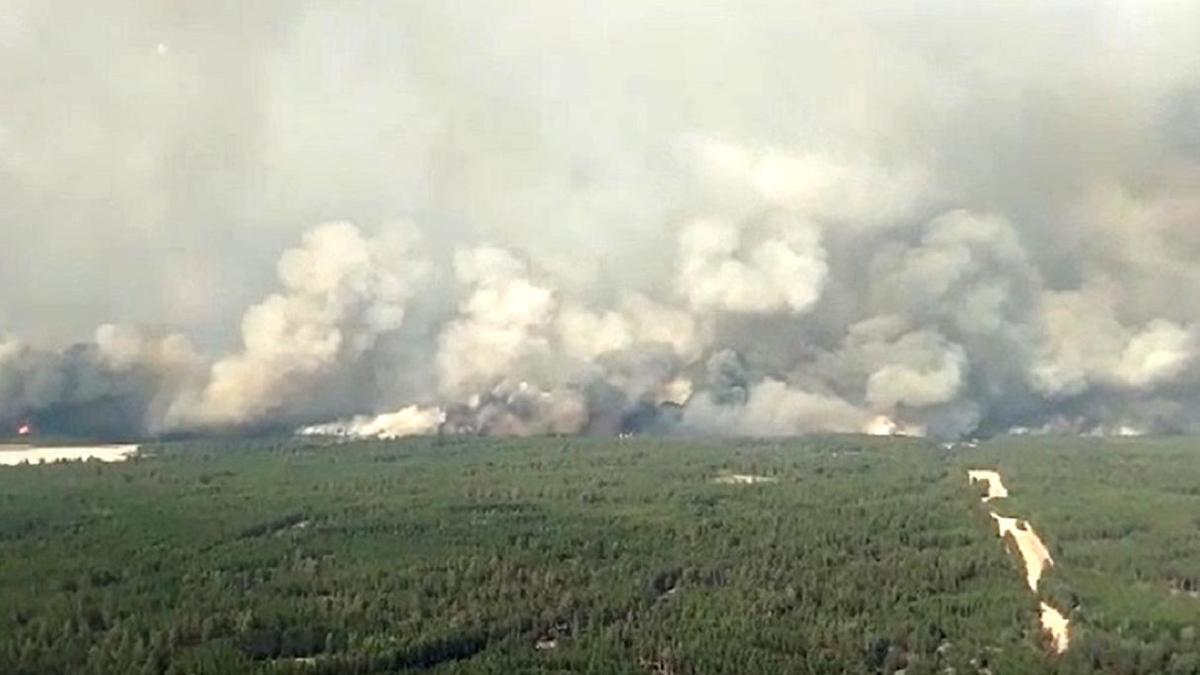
[2,0,1200,439]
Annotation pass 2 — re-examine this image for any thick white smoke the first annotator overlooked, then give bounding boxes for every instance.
[1029,285,1196,397]
[0,325,201,437]
[4,1,1200,440]
[297,405,445,440]
[164,222,426,431]
[683,380,869,436]
[435,247,557,402]
[677,216,828,315]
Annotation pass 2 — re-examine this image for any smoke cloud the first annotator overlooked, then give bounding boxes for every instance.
[164,222,425,432]
[3,1,1200,439]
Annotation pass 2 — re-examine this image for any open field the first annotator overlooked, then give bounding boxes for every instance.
[0,435,1197,674]
[0,444,140,466]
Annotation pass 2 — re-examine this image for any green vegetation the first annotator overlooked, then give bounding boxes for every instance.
[0,435,1197,674]
[953,436,1200,674]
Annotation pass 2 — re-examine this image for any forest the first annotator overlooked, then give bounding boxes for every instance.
[0,434,1197,674]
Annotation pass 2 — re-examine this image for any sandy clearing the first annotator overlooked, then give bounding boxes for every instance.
[967,470,1009,501]
[990,513,1054,592]
[969,469,1070,653]
[0,444,140,466]
[713,474,778,484]
[1039,602,1070,654]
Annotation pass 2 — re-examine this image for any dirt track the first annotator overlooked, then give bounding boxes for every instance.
[967,469,1070,654]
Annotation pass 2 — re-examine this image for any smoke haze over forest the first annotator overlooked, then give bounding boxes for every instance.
[3,1,1200,439]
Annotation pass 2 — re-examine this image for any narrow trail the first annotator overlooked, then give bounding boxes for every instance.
[967,469,1070,655]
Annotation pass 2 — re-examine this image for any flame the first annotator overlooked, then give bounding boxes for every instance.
[17,422,31,436]
[864,415,899,436]
[862,414,926,437]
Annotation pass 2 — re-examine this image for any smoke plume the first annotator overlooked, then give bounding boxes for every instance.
[3,1,1200,439]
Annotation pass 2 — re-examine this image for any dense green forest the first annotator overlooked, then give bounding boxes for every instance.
[0,435,1196,674]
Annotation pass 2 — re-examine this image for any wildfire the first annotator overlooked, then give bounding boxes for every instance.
[862,415,926,438]
[17,421,32,436]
